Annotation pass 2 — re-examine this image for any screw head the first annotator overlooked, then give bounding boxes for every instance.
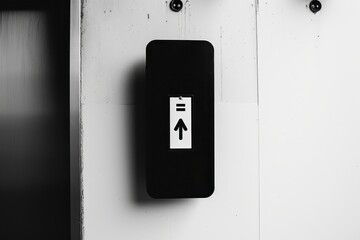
[309,0,322,14]
[170,0,183,12]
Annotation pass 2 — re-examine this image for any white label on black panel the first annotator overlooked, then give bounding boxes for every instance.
[170,96,192,149]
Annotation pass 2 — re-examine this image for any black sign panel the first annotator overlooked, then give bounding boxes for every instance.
[146,40,214,198]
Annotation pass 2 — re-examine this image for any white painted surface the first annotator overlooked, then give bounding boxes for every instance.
[258,1,360,239]
[81,0,259,240]
[170,96,192,149]
[82,0,360,239]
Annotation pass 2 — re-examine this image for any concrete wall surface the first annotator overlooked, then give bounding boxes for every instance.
[258,1,360,239]
[81,1,259,240]
[81,0,360,239]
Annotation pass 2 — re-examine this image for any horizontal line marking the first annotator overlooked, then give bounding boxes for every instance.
[176,104,185,107]
[176,108,185,111]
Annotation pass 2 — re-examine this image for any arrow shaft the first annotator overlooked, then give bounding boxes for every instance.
[179,127,183,140]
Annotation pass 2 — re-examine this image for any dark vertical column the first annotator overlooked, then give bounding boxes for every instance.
[0,1,71,239]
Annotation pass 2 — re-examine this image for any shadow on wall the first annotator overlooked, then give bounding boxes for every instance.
[127,61,187,205]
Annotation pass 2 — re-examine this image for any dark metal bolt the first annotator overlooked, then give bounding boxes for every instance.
[309,0,322,14]
[170,0,183,12]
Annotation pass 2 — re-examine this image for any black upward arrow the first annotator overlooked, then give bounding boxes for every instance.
[174,118,187,140]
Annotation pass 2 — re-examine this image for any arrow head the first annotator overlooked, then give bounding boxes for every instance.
[174,118,187,131]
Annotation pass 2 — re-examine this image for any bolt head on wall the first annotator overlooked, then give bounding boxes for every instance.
[309,0,322,14]
[170,0,183,12]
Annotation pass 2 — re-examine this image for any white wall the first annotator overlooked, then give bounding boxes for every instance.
[81,0,259,240]
[258,1,360,239]
[82,0,360,239]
